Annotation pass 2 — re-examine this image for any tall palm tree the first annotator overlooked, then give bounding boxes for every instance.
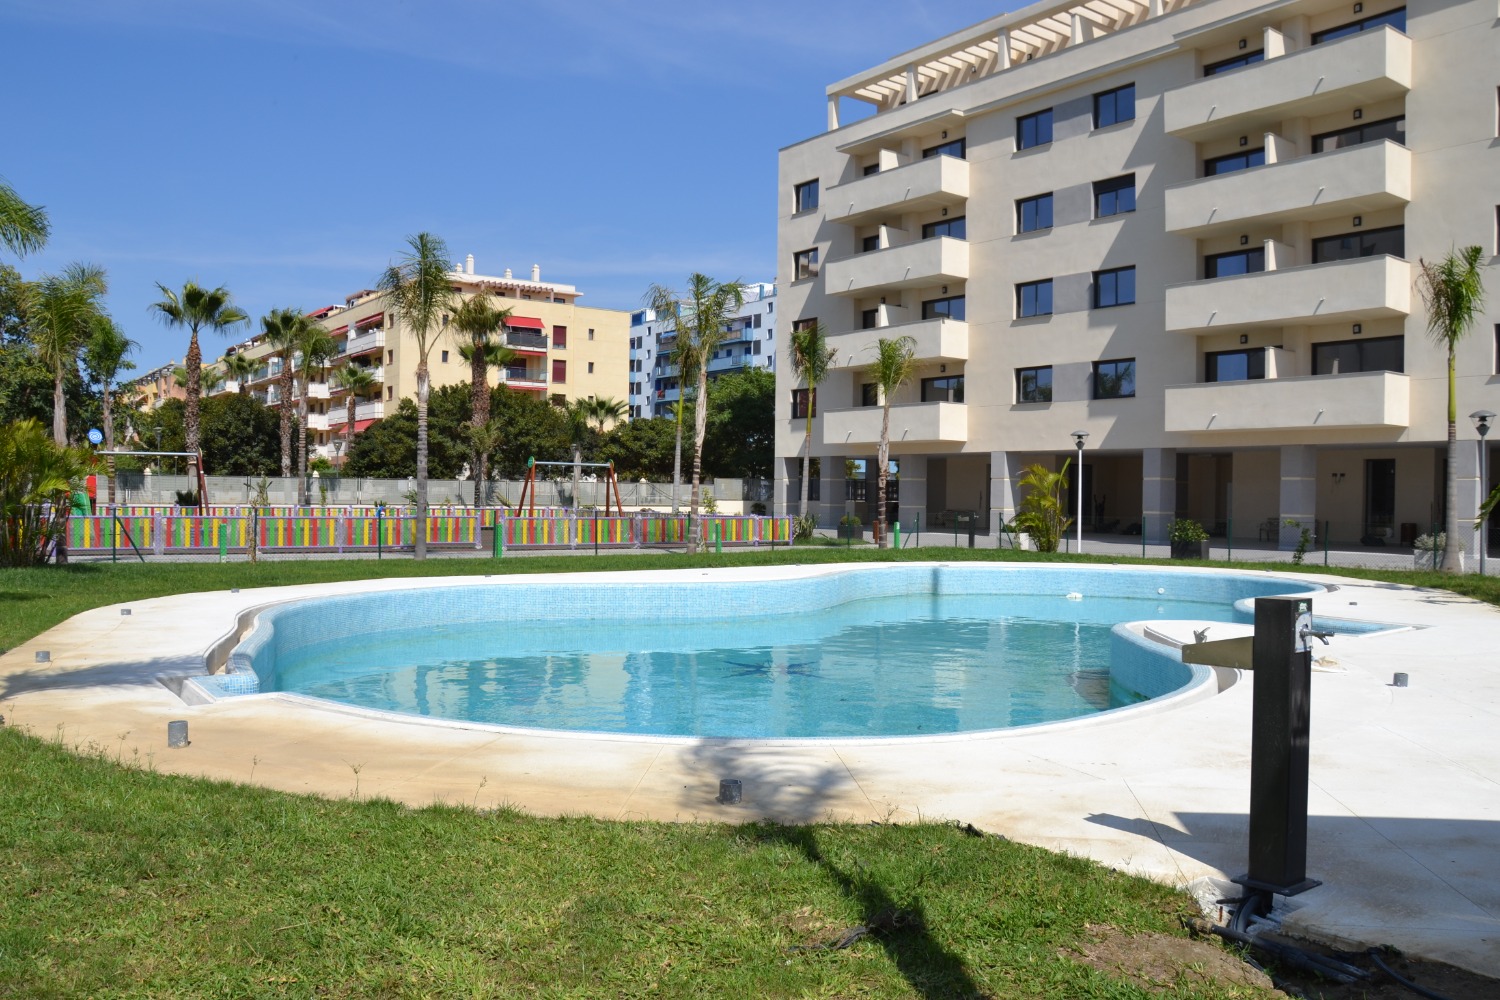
[1417,245,1487,572]
[788,321,836,525]
[0,180,50,258]
[646,275,744,552]
[150,281,248,479]
[868,335,917,549]
[30,263,108,444]
[259,308,302,477]
[333,363,376,464]
[84,317,136,505]
[223,351,257,393]
[173,364,224,395]
[468,419,505,508]
[451,293,514,506]
[376,232,456,560]
[584,395,628,435]
[563,397,593,508]
[294,323,337,505]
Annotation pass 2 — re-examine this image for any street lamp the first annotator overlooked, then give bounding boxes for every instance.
[1472,409,1495,575]
[1071,430,1089,554]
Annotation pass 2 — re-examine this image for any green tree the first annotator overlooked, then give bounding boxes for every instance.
[333,363,377,463]
[1012,460,1073,553]
[173,364,224,396]
[597,415,678,481]
[0,418,90,567]
[562,397,592,508]
[1417,246,1487,572]
[788,321,835,520]
[150,281,248,479]
[704,368,773,479]
[646,275,744,551]
[451,293,514,505]
[0,180,50,259]
[30,263,108,445]
[222,351,257,393]
[487,385,568,479]
[376,233,457,558]
[293,324,337,505]
[344,383,471,481]
[867,335,917,548]
[199,392,282,476]
[83,318,136,504]
[258,308,302,477]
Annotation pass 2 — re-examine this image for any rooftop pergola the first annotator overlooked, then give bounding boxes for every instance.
[825,0,1192,127]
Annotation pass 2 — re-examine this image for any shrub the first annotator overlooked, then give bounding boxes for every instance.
[1011,460,1071,553]
[1166,518,1209,543]
[792,513,817,540]
[0,419,91,567]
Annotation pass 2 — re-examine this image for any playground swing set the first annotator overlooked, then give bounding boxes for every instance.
[515,457,624,516]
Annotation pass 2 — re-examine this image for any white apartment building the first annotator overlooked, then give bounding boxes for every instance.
[776,0,1500,554]
[629,282,778,419]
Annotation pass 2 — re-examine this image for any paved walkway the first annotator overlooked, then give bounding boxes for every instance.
[2,563,1496,976]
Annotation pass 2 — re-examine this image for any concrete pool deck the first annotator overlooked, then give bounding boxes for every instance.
[2,563,1497,977]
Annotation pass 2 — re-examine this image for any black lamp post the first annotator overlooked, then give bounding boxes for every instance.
[1071,430,1088,553]
[1473,409,1495,575]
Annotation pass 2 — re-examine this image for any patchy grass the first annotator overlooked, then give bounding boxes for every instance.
[0,728,1280,998]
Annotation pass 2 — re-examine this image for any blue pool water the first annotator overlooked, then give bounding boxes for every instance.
[227,565,1323,739]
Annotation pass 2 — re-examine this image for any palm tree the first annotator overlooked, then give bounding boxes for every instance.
[1417,245,1487,572]
[376,232,456,560]
[646,275,744,552]
[294,324,337,505]
[563,397,592,509]
[30,263,108,444]
[868,335,917,548]
[0,180,50,258]
[84,317,136,505]
[1013,460,1073,553]
[788,321,836,527]
[173,365,225,395]
[223,351,257,393]
[150,281,248,479]
[259,308,302,477]
[451,293,514,505]
[468,419,505,508]
[584,395,627,435]
[0,419,91,567]
[333,363,377,464]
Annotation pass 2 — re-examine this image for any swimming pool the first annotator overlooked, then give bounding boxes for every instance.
[219,564,1321,739]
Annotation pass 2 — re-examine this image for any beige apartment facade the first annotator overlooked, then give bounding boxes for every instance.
[776,0,1500,553]
[212,257,631,463]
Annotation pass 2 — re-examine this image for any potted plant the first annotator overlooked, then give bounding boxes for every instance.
[1412,532,1459,571]
[838,513,862,540]
[1168,518,1209,560]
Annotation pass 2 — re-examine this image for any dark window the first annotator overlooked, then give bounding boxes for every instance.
[1313,116,1405,152]
[1311,226,1405,263]
[1312,6,1406,44]
[1312,335,1404,374]
[1017,366,1053,403]
[1093,358,1136,399]
[922,137,966,159]
[551,359,567,383]
[1494,324,1500,374]
[863,163,880,176]
[1206,348,1267,382]
[1093,266,1136,308]
[861,234,881,253]
[794,179,819,213]
[790,388,814,419]
[440,350,449,363]
[922,216,966,240]
[1017,109,1053,149]
[1017,193,1054,233]
[587,361,594,374]
[1205,148,1266,175]
[1204,50,1265,75]
[1094,174,1136,217]
[792,317,818,333]
[1093,83,1136,128]
[1205,248,1266,278]
[794,247,818,280]
[861,308,879,329]
[861,383,879,406]
[1017,280,1053,317]
[922,295,966,321]
[921,375,965,403]
[553,325,567,348]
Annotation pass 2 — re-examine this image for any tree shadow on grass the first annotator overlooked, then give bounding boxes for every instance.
[759,822,988,1000]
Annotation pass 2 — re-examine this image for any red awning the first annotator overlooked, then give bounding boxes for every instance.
[506,316,543,330]
[355,312,384,328]
[351,419,378,433]
[328,325,349,336]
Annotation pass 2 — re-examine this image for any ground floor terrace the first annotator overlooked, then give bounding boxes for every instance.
[779,440,1499,561]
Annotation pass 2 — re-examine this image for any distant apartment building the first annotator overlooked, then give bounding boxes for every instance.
[629,282,778,419]
[123,361,185,412]
[210,257,631,462]
[776,0,1499,555]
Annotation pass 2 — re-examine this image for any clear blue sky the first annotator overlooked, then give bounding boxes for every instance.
[6,0,1012,371]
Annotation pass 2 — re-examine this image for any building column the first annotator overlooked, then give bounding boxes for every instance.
[1278,445,1317,550]
[1455,438,1484,560]
[774,455,793,518]
[897,455,928,534]
[826,96,840,131]
[989,451,1019,531]
[1142,448,1176,544]
[825,454,848,529]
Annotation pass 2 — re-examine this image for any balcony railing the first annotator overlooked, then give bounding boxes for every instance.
[826,154,969,226]
[821,401,967,446]
[504,331,548,352]
[1164,255,1410,333]
[822,236,969,297]
[327,400,385,425]
[827,316,968,366]
[341,329,385,357]
[1164,370,1410,432]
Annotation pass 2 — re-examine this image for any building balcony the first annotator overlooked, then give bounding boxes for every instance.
[305,381,331,400]
[1164,255,1410,333]
[822,236,969,298]
[822,401,967,447]
[327,400,385,426]
[826,155,969,226]
[828,317,968,367]
[502,367,548,391]
[306,412,330,431]
[1164,371,1410,432]
[504,331,548,354]
[342,329,384,357]
[1163,27,1411,142]
[1164,140,1410,237]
